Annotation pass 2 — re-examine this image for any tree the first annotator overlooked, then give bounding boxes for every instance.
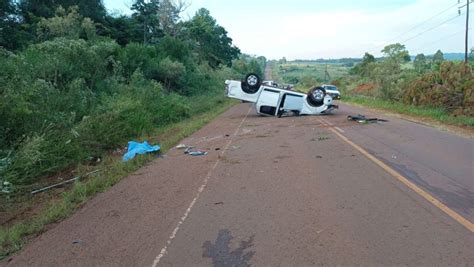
[432,49,444,70]
[36,6,96,41]
[362,52,375,64]
[413,53,428,73]
[381,43,410,63]
[232,56,264,78]
[184,8,240,68]
[350,52,375,76]
[433,49,444,63]
[19,0,57,24]
[1,0,16,20]
[0,0,32,50]
[101,15,143,46]
[155,57,186,91]
[132,0,161,44]
[157,0,188,36]
[19,0,106,24]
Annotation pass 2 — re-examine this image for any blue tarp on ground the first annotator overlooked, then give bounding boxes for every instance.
[122,141,160,162]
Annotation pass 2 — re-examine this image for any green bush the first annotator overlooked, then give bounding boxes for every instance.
[0,33,261,187]
[23,38,119,88]
[404,62,473,115]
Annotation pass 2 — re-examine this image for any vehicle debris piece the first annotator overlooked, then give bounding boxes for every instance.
[184,147,208,156]
[31,170,100,195]
[188,151,208,156]
[72,240,83,245]
[122,141,160,162]
[176,144,187,149]
[347,114,388,123]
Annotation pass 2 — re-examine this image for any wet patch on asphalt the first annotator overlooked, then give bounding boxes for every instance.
[388,162,474,215]
[202,229,255,267]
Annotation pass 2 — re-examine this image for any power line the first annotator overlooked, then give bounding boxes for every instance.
[392,2,459,41]
[458,0,474,9]
[400,12,464,44]
[409,28,469,52]
[368,2,460,54]
[370,14,464,55]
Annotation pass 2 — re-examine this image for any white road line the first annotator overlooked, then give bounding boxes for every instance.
[320,118,334,126]
[151,106,252,267]
[318,119,328,127]
[335,127,345,133]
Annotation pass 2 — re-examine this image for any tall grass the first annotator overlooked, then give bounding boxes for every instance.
[0,38,242,188]
[0,96,236,259]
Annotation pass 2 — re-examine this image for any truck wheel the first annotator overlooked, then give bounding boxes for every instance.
[307,87,326,107]
[241,73,261,94]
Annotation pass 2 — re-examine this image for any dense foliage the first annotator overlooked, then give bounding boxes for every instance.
[347,43,474,116]
[0,1,265,188]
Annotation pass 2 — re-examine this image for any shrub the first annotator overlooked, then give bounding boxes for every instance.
[404,62,473,115]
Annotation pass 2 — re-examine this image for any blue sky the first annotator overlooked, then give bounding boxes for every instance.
[103,0,472,59]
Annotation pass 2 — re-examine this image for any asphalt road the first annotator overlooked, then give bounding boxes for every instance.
[3,102,474,266]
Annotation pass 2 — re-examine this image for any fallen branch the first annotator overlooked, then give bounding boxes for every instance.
[31,170,100,195]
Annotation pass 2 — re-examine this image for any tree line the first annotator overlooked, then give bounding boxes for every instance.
[0,0,265,188]
[344,43,473,116]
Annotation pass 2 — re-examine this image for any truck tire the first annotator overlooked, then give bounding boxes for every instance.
[307,86,326,107]
[241,73,261,94]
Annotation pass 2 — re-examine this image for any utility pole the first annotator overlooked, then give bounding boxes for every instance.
[460,0,471,63]
[324,64,331,82]
[465,0,470,63]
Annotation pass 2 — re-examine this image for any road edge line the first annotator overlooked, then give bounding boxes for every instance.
[318,118,474,233]
[151,105,253,267]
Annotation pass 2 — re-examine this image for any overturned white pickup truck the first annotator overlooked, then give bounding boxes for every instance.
[225,73,338,117]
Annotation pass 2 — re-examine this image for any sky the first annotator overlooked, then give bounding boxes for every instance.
[103,0,473,60]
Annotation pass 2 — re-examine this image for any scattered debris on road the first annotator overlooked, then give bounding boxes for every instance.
[184,147,208,156]
[72,240,83,245]
[122,141,160,162]
[347,114,388,124]
[176,144,187,149]
[175,144,209,156]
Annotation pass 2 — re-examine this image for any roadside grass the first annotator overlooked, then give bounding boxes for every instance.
[277,62,350,84]
[343,95,474,127]
[0,98,236,259]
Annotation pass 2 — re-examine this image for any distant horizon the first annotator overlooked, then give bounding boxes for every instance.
[263,51,467,61]
[104,0,471,60]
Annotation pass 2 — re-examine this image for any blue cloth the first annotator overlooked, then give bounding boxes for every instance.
[123,141,160,162]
